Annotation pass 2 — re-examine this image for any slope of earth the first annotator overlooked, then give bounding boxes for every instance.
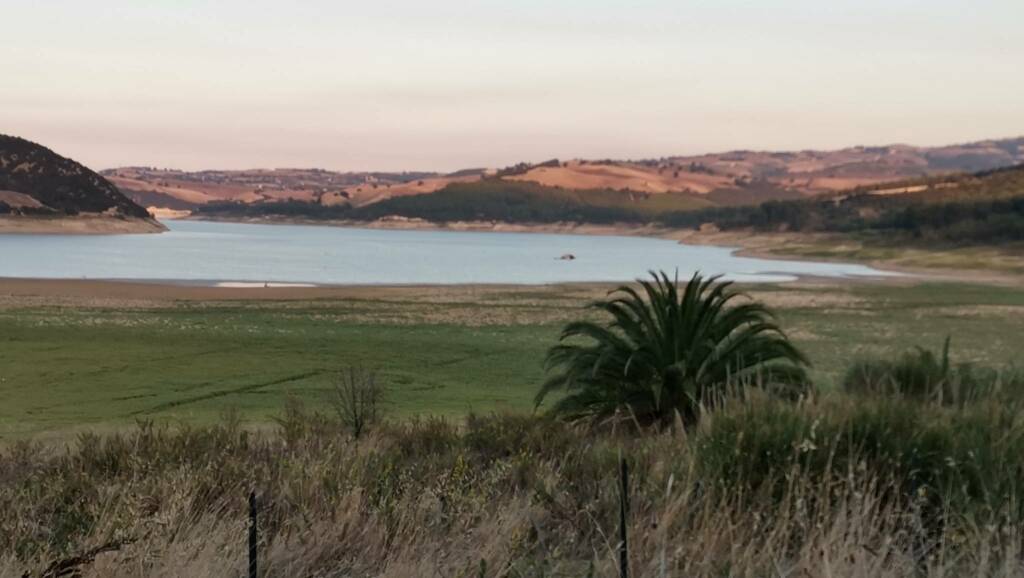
[104,167,452,212]
[0,135,164,234]
[109,137,1024,216]
[521,137,1024,199]
[672,164,1024,275]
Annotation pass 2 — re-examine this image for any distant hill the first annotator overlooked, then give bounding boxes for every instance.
[191,161,1024,250]
[103,166,448,214]
[108,137,1024,216]
[663,164,1024,246]
[0,135,162,233]
[196,180,713,225]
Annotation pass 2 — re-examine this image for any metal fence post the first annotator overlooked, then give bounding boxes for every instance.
[619,456,630,578]
[249,490,258,578]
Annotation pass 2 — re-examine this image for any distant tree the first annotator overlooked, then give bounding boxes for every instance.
[331,366,386,439]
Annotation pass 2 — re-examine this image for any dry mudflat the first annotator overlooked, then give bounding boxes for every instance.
[0,216,165,235]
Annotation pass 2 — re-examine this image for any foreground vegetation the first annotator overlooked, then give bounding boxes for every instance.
[4,276,1024,575]
[5,384,1024,576]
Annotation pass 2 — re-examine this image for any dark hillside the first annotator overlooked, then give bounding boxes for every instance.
[665,164,1024,245]
[0,135,150,218]
[196,180,711,223]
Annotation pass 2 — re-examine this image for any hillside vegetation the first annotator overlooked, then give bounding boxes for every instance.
[196,180,711,223]
[0,135,150,219]
[669,164,1024,245]
[195,164,1024,250]
[118,137,1024,214]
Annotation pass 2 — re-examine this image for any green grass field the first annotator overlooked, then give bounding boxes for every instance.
[2,280,1023,438]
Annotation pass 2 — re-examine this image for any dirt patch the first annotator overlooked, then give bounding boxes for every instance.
[0,216,165,235]
[746,289,868,310]
[0,190,45,209]
[927,305,1024,319]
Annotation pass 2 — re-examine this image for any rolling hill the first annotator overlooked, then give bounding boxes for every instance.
[106,137,1024,218]
[663,164,1024,245]
[0,135,163,234]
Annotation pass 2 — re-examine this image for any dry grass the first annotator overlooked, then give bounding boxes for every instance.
[4,389,1024,577]
[505,162,732,194]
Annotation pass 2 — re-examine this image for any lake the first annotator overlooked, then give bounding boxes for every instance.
[0,219,895,285]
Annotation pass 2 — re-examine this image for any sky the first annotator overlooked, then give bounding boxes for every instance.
[2,0,1022,172]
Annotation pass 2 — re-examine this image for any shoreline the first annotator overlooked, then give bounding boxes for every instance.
[0,277,693,305]
[184,215,976,282]
[671,229,1024,287]
[4,215,1017,296]
[0,216,166,235]
[183,214,680,239]
[0,269,929,305]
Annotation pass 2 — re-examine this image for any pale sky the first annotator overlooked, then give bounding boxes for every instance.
[2,0,1022,172]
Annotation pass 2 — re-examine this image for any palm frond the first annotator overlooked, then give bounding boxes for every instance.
[537,270,811,425]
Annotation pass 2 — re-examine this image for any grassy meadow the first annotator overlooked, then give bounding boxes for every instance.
[1,279,1023,438]
[3,276,1024,576]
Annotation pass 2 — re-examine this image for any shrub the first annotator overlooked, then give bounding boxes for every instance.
[331,366,386,439]
[696,393,1024,525]
[843,338,1024,405]
[6,401,1024,575]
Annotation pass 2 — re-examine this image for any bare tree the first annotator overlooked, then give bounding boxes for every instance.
[331,366,385,439]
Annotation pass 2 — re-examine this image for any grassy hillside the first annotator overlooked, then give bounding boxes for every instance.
[858,164,1024,202]
[196,180,712,223]
[0,135,150,218]
[666,164,1024,245]
[355,180,712,221]
[195,165,1024,252]
[116,136,1024,214]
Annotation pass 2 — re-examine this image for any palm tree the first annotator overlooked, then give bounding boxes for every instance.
[536,271,810,424]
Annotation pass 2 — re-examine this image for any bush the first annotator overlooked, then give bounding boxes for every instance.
[696,393,1024,524]
[331,366,386,439]
[843,338,1024,405]
[7,398,1024,575]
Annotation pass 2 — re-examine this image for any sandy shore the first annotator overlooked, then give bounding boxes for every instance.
[186,215,679,239]
[0,216,166,235]
[671,229,1024,287]
[0,277,430,302]
[0,272,928,308]
[0,277,629,305]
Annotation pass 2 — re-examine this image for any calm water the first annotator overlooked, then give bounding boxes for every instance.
[0,220,895,285]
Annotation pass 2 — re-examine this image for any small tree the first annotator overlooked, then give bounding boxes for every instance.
[331,366,385,439]
[536,271,809,426]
